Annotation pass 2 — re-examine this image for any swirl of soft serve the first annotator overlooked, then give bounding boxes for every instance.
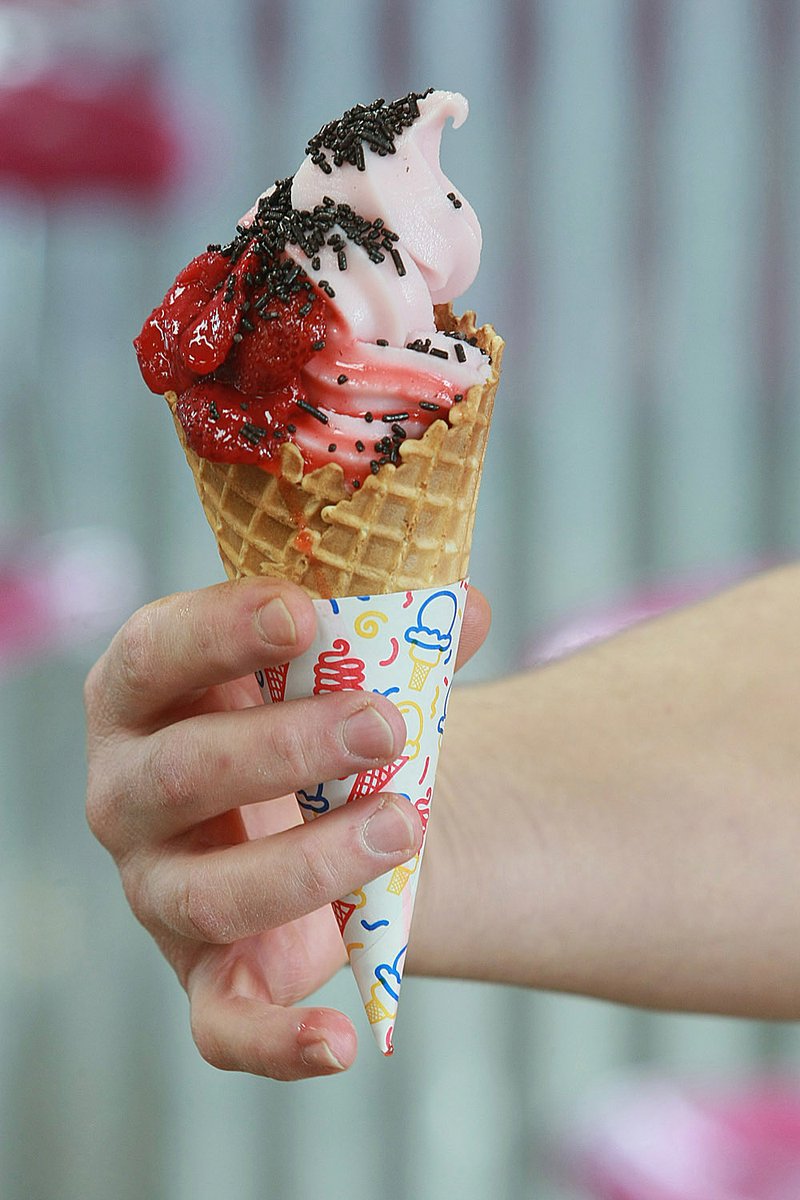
[242,91,491,477]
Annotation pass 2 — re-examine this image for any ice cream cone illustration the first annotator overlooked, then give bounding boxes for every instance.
[408,644,442,691]
[255,662,289,704]
[347,756,409,803]
[404,590,458,691]
[387,852,419,895]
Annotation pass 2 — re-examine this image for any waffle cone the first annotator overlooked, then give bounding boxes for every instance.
[166,303,503,598]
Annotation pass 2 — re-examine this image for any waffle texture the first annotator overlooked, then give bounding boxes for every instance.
[167,303,503,598]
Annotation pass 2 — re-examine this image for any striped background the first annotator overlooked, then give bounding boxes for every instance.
[2,2,800,1197]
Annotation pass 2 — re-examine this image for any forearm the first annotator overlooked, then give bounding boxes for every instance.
[412,564,800,1018]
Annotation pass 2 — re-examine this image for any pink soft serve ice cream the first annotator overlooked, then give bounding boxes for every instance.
[134,89,491,491]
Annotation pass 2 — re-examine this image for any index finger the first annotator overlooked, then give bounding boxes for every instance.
[85,579,317,733]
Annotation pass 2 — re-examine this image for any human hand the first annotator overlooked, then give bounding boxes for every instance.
[85,578,490,1079]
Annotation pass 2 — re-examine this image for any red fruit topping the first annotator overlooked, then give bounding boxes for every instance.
[179,283,241,375]
[176,379,300,467]
[226,284,327,394]
[134,249,232,393]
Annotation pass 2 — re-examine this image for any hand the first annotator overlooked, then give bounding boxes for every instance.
[85,578,490,1079]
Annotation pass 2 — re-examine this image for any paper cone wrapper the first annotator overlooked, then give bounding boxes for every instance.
[256,580,468,1054]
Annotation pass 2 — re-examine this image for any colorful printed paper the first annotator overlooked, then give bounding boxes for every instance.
[256,579,468,1055]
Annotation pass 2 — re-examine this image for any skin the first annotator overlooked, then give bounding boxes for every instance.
[85,564,800,1081]
[413,563,800,1017]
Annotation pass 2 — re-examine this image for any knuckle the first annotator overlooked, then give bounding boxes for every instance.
[84,778,113,847]
[177,867,234,945]
[272,719,318,785]
[190,1008,233,1072]
[115,604,159,694]
[84,759,124,852]
[82,657,104,722]
[118,854,151,927]
[146,732,197,815]
[83,651,122,740]
[176,589,228,669]
[295,828,341,906]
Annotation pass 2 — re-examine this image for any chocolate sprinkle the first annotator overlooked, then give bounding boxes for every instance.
[305,89,434,174]
[240,422,267,445]
[296,399,329,424]
[337,374,348,384]
[214,174,405,345]
[429,346,449,360]
[454,342,467,363]
[420,401,440,411]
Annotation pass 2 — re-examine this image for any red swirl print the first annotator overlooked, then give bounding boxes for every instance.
[415,787,432,832]
[379,637,399,667]
[313,638,366,694]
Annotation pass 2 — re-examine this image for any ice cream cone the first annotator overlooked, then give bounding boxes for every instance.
[137,86,504,1054]
[165,305,503,599]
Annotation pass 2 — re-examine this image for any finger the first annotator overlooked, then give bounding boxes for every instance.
[132,792,423,944]
[189,959,357,1079]
[455,585,491,670]
[85,579,317,733]
[124,691,407,844]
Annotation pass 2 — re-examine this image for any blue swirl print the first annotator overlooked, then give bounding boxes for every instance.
[374,943,408,1003]
[296,782,330,815]
[437,680,453,735]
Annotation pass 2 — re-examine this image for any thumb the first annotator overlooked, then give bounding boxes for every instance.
[455,586,491,671]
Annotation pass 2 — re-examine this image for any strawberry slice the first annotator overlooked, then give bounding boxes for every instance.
[134,249,232,393]
[176,379,299,466]
[227,281,327,394]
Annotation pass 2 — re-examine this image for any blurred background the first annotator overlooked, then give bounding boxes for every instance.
[3,1,800,1197]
